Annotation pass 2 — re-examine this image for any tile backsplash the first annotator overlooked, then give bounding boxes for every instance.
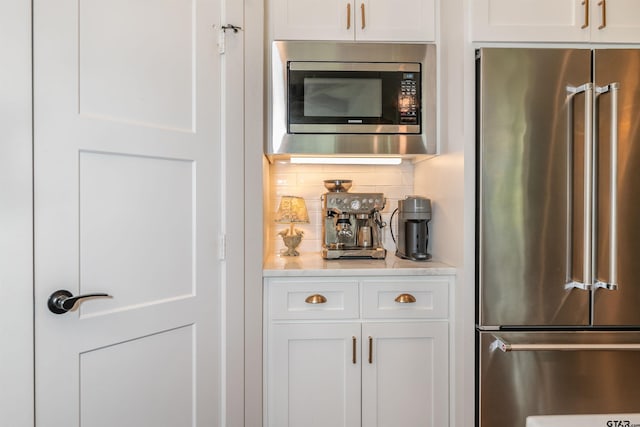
[267,161,416,255]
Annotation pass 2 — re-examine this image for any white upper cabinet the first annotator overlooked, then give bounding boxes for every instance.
[272,0,353,41]
[272,0,436,42]
[472,0,640,43]
[357,0,436,41]
[471,0,588,42]
[589,0,640,43]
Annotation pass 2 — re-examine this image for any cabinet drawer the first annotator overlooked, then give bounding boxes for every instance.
[361,278,449,319]
[269,280,360,320]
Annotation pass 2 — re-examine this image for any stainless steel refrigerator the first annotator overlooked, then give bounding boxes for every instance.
[477,48,640,426]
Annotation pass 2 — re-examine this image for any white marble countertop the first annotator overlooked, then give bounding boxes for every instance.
[263,252,456,277]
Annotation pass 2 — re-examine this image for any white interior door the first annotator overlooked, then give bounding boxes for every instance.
[33,0,223,425]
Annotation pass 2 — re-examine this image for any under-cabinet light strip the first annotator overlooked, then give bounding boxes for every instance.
[289,157,402,165]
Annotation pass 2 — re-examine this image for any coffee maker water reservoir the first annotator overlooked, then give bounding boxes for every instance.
[394,196,432,261]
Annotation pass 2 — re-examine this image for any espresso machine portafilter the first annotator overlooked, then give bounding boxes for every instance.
[393,196,432,261]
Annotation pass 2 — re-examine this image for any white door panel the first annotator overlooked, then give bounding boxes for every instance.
[78,152,195,315]
[79,326,195,427]
[78,0,195,130]
[34,0,222,425]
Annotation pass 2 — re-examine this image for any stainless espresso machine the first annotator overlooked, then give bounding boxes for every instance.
[321,180,386,259]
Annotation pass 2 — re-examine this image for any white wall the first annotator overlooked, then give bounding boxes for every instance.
[413,0,475,425]
[243,0,266,424]
[223,0,247,424]
[0,1,34,426]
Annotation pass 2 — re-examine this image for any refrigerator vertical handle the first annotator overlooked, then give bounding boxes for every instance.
[565,83,594,292]
[565,87,575,289]
[594,82,619,291]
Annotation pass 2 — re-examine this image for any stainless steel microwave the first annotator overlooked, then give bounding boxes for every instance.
[288,61,421,134]
[267,41,437,159]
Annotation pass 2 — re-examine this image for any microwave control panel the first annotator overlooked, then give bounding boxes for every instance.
[399,72,419,125]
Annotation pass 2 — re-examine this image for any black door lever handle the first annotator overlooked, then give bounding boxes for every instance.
[47,289,111,314]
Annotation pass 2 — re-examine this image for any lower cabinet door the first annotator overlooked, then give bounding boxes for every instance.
[269,323,362,427]
[361,322,449,427]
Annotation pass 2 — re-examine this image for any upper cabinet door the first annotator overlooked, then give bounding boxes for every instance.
[356,0,436,42]
[473,0,640,43]
[589,0,640,43]
[472,0,590,42]
[272,0,436,41]
[272,0,355,40]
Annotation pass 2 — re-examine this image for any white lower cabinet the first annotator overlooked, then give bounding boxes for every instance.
[270,323,362,427]
[361,322,448,427]
[264,276,451,427]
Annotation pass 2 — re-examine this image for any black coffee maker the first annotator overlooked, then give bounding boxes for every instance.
[392,196,432,261]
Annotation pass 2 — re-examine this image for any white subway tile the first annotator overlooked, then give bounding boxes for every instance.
[267,162,416,254]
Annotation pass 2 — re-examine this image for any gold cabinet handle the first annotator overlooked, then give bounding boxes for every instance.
[368,336,373,364]
[394,293,417,303]
[361,3,366,30]
[598,0,607,29]
[581,0,589,29]
[305,294,327,304]
[352,336,357,364]
[347,3,351,30]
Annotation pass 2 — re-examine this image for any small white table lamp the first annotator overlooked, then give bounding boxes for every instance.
[274,195,309,256]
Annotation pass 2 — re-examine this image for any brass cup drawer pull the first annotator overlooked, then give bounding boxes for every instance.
[305,294,327,304]
[394,293,417,304]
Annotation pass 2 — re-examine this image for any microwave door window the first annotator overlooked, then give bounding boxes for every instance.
[303,78,382,118]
